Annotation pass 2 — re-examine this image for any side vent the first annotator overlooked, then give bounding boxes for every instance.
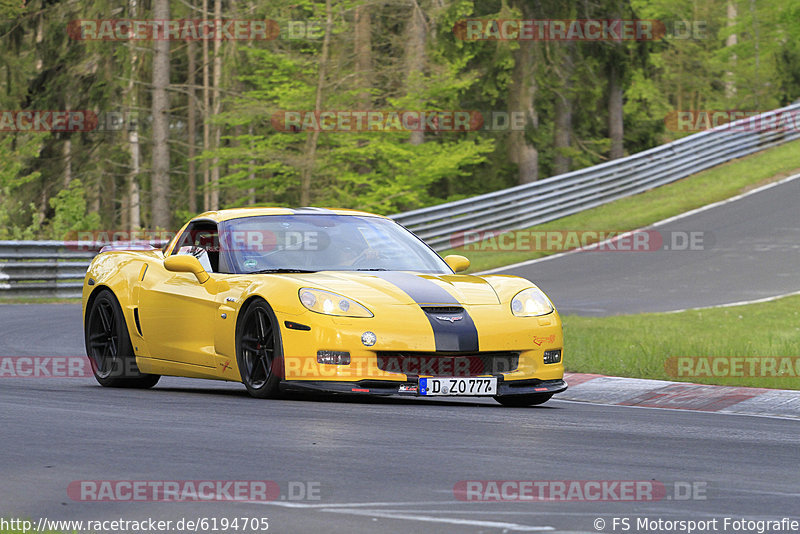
[133,308,143,337]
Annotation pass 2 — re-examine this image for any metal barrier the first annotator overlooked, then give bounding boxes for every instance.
[0,242,97,299]
[2,104,799,297]
[0,241,165,299]
[391,104,800,249]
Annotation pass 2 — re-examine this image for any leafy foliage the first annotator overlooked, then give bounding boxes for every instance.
[0,0,798,234]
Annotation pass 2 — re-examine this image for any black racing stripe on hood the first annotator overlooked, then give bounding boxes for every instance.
[370,271,458,305]
[371,272,479,352]
[424,310,479,352]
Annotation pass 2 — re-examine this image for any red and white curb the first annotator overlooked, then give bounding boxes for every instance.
[561,373,800,419]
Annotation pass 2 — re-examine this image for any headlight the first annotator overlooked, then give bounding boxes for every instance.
[298,288,373,318]
[511,287,554,317]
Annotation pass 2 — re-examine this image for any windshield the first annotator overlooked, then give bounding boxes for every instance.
[220,214,451,274]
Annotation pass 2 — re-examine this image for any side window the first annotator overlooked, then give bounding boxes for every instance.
[171,222,223,273]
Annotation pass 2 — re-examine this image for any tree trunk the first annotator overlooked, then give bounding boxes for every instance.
[247,125,255,206]
[128,128,141,229]
[125,0,140,230]
[202,0,210,211]
[508,40,538,184]
[608,62,624,160]
[150,0,171,229]
[62,89,72,187]
[749,0,760,106]
[353,2,372,172]
[210,0,222,210]
[404,1,426,146]
[725,0,737,99]
[354,3,372,111]
[553,42,574,175]
[299,0,332,206]
[186,39,197,214]
[187,36,197,214]
[62,137,71,187]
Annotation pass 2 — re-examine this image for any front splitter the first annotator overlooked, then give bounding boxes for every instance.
[280,377,567,397]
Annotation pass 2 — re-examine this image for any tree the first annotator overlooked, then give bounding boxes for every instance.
[507,1,540,184]
[1,0,799,237]
[150,0,171,228]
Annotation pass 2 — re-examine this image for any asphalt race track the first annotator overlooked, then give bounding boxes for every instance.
[492,175,800,316]
[0,305,798,533]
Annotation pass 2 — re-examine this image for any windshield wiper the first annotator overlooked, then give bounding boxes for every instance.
[355,268,388,271]
[249,268,318,274]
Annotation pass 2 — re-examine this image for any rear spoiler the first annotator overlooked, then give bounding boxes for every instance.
[98,242,166,253]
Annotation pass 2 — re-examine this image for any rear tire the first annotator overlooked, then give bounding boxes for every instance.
[494,393,553,407]
[236,299,282,399]
[85,289,160,388]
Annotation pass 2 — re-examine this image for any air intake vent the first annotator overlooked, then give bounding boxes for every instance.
[133,308,143,336]
[421,306,464,314]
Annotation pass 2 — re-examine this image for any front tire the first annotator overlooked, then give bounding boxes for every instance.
[236,299,282,398]
[494,393,553,407]
[85,289,160,388]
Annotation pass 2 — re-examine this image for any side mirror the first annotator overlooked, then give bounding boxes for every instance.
[164,255,210,284]
[444,254,470,273]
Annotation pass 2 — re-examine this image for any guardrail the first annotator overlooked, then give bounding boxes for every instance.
[2,104,799,298]
[0,241,166,299]
[0,242,96,299]
[391,103,800,249]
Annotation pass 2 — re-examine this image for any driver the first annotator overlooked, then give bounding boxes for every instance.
[336,243,380,267]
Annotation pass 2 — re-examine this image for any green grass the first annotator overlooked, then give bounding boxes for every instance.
[442,140,800,273]
[562,295,800,389]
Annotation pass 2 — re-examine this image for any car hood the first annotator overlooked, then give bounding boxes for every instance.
[289,271,502,306]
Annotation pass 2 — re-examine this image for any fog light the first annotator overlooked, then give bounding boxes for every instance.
[543,349,562,364]
[361,331,377,347]
[317,350,351,365]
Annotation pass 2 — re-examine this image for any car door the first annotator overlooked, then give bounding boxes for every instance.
[136,221,222,368]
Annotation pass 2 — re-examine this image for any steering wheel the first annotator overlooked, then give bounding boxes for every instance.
[347,247,383,268]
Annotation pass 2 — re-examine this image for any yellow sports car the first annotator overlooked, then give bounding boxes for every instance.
[82,208,566,406]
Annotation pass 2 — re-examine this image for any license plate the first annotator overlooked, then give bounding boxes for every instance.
[419,377,497,396]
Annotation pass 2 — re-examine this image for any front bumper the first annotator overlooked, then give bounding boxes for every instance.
[274,304,566,388]
[280,376,568,397]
